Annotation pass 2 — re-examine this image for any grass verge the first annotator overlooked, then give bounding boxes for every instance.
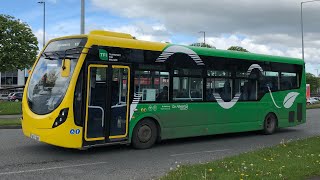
[162,136,320,180]
[0,101,22,115]
[0,118,21,126]
[307,103,320,109]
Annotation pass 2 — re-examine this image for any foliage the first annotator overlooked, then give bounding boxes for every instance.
[190,42,215,48]
[0,14,38,72]
[162,136,320,180]
[306,73,320,93]
[228,46,249,52]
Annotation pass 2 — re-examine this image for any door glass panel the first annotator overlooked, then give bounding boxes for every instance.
[110,67,129,137]
[86,66,107,139]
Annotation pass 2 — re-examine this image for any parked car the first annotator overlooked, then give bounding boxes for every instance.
[0,94,8,101]
[313,97,320,101]
[307,97,318,105]
[9,92,23,102]
[7,92,15,100]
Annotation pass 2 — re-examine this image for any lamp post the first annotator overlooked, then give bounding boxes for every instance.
[38,1,46,47]
[199,31,206,47]
[81,0,85,34]
[300,0,320,60]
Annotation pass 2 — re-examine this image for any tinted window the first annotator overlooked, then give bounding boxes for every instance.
[45,39,83,52]
[280,72,298,90]
[134,71,169,102]
[263,71,279,91]
[173,77,203,101]
[174,68,202,76]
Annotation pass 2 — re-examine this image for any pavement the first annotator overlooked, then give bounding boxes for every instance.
[0,114,21,119]
[0,109,319,180]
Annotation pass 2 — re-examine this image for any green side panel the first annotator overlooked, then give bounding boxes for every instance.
[162,122,262,139]
[129,87,306,141]
[127,46,306,141]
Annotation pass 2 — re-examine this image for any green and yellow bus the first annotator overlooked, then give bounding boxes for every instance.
[22,30,306,149]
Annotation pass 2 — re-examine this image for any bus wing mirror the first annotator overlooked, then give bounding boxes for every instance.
[61,58,71,77]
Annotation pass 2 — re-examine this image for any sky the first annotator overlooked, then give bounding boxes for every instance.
[1,0,320,75]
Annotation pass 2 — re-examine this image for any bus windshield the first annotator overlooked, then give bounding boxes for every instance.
[27,38,86,115]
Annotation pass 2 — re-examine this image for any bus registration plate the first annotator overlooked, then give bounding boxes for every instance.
[30,134,40,141]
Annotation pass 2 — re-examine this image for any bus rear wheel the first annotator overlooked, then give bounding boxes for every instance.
[263,113,277,135]
[132,119,158,149]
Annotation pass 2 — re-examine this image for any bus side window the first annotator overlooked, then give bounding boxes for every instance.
[134,71,169,102]
[263,71,279,91]
[280,72,297,90]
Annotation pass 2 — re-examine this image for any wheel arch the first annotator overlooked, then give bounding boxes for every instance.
[129,114,162,143]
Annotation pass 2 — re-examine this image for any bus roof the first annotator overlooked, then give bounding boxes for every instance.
[53,30,304,65]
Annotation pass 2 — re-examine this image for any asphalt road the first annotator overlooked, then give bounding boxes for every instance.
[0,109,319,180]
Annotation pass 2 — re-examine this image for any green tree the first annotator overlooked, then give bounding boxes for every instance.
[0,14,38,72]
[227,46,249,52]
[190,42,215,49]
[306,73,320,93]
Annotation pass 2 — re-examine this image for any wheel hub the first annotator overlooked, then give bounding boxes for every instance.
[266,117,275,129]
[138,125,152,143]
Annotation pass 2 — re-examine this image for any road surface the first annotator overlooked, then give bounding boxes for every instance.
[0,109,319,180]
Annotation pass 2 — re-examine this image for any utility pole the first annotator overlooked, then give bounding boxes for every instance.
[301,0,320,60]
[38,1,46,47]
[199,31,206,46]
[81,0,85,34]
[300,2,304,60]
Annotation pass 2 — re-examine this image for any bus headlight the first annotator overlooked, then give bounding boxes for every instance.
[52,108,69,128]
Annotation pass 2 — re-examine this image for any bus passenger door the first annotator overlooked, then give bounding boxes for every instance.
[85,65,108,141]
[109,66,130,139]
[85,64,130,143]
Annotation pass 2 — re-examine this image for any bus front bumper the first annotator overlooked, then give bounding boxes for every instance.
[22,118,83,149]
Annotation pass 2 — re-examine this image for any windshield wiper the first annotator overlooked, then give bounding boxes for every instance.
[42,52,60,60]
[63,46,90,59]
[42,46,88,60]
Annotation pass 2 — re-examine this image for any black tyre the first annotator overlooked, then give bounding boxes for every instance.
[132,119,158,149]
[263,113,277,135]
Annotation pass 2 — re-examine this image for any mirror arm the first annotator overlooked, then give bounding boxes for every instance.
[62,59,66,70]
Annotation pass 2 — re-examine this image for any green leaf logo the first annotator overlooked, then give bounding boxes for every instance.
[99,49,108,61]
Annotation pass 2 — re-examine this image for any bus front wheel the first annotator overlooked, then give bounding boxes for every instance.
[263,113,277,135]
[132,119,158,149]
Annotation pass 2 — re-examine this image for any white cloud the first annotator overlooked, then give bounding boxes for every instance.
[103,22,172,42]
[32,0,320,75]
[91,0,320,72]
[90,0,320,36]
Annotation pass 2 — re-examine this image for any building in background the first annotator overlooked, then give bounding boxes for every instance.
[0,69,28,93]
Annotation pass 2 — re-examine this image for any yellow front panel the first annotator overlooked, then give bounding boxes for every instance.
[22,30,167,148]
[21,38,89,149]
